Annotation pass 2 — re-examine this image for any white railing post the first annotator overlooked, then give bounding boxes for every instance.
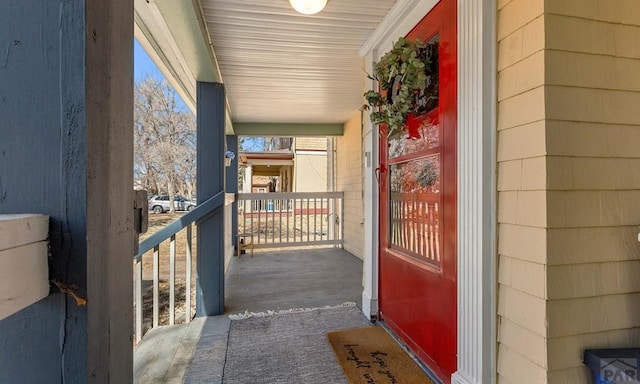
[185,224,192,323]
[135,258,143,344]
[340,194,344,246]
[152,245,160,328]
[169,234,176,325]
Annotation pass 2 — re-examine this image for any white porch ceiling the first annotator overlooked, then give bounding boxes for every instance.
[200,0,398,125]
[135,0,398,132]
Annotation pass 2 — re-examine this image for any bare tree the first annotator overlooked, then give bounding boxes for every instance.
[134,76,196,212]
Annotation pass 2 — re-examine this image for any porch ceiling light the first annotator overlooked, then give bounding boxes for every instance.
[289,0,327,15]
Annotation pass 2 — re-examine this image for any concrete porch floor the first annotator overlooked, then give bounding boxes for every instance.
[134,247,365,384]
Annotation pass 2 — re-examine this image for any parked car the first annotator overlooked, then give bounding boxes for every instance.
[148,195,196,214]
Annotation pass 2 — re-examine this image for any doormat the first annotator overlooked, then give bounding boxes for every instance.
[327,326,435,384]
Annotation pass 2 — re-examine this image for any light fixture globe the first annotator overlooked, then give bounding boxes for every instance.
[289,0,327,15]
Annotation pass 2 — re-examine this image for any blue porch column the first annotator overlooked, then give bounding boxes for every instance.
[1,1,134,383]
[226,135,239,248]
[196,82,226,316]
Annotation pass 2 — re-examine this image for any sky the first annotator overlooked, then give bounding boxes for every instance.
[134,39,164,81]
[134,39,192,113]
[134,38,263,151]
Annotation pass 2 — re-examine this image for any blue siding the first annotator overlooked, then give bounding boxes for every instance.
[0,1,87,383]
[226,135,239,247]
[195,82,226,316]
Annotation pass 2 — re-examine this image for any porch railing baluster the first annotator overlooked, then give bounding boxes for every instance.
[185,224,192,323]
[153,244,160,328]
[279,199,283,244]
[135,259,143,344]
[271,200,275,243]
[313,198,317,242]
[294,198,297,243]
[236,192,343,250]
[306,198,310,242]
[169,234,176,326]
[286,198,290,241]
[132,191,230,346]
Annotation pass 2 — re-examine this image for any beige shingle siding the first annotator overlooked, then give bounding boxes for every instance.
[545,4,640,378]
[335,113,364,259]
[497,0,547,382]
[295,137,327,151]
[498,1,640,382]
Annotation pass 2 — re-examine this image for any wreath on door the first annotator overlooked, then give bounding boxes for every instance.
[363,37,439,140]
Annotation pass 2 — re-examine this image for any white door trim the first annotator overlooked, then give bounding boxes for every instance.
[451,0,497,383]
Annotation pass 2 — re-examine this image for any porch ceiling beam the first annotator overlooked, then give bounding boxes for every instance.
[233,123,344,136]
[243,160,294,166]
[133,0,235,134]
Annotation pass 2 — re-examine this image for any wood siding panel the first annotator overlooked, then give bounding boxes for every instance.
[498,317,547,368]
[548,329,640,370]
[498,256,546,299]
[496,2,548,381]
[548,261,640,300]
[497,0,544,40]
[497,87,546,130]
[497,16,544,71]
[497,191,546,227]
[547,226,640,265]
[546,14,640,59]
[498,224,547,264]
[497,121,546,161]
[547,50,640,92]
[546,0,640,25]
[547,157,640,190]
[498,50,545,101]
[547,120,640,158]
[497,344,548,384]
[498,285,547,337]
[543,9,640,380]
[548,293,640,337]
[548,190,640,228]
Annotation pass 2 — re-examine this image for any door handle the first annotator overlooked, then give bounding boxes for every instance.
[375,164,387,187]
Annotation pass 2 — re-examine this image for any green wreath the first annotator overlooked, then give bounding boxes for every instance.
[363,37,436,139]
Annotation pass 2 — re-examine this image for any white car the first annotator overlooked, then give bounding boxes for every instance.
[148,195,196,214]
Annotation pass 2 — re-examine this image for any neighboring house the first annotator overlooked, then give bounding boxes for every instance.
[292,137,328,193]
[4,1,640,384]
[239,137,328,193]
[239,151,294,193]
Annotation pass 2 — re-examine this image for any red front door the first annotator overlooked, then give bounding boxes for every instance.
[378,0,457,381]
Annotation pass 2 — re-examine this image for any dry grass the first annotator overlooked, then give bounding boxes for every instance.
[140,212,198,279]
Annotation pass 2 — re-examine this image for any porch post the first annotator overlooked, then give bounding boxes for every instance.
[452,0,496,383]
[226,135,239,248]
[196,82,226,316]
[1,1,133,383]
[244,164,253,193]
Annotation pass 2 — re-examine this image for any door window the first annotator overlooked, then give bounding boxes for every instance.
[386,33,442,267]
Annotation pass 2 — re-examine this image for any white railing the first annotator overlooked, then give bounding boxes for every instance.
[133,192,230,345]
[236,192,343,249]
